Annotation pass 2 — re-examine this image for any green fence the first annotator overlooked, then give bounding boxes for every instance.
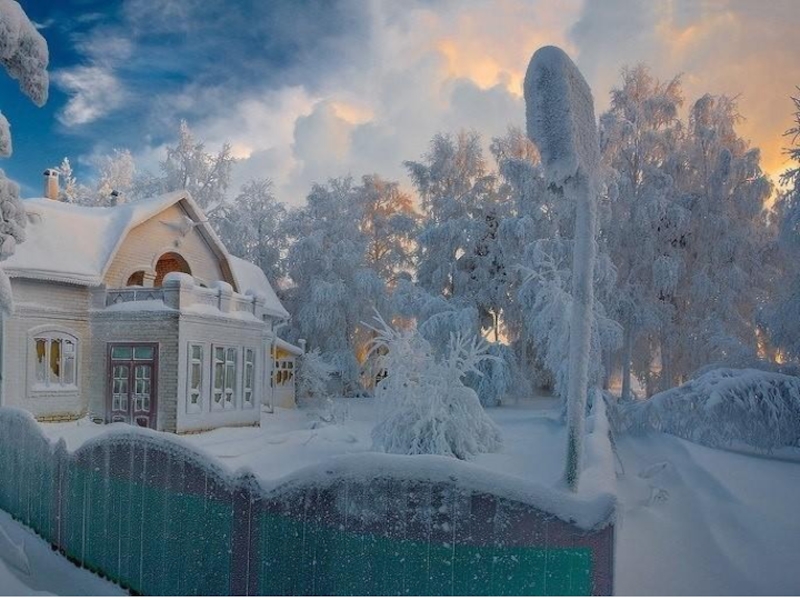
[0,408,614,595]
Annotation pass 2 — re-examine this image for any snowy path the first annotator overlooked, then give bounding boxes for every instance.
[614,431,800,595]
[0,510,125,596]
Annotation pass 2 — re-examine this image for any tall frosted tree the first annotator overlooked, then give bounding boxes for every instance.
[0,0,49,313]
[762,92,800,362]
[599,65,686,400]
[213,178,288,285]
[282,178,385,393]
[666,94,773,387]
[134,120,235,212]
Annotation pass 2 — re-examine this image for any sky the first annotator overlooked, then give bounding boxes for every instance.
[1,0,799,203]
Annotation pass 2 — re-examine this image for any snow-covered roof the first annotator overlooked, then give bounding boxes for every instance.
[274,337,303,355]
[4,192,289,319]
[227,255,289,320]
[4,191,197,286]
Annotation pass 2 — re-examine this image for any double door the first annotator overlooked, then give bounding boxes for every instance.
[107,343,158,429]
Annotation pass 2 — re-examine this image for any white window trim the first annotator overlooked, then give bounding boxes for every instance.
[242,348,255,409]
[186,342,204,414]
[28,328,80,396]
[211,344,238,411]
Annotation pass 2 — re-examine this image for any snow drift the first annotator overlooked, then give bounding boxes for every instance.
[615,368,800,452]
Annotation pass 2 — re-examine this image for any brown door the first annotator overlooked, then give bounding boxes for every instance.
[107,343,158,429]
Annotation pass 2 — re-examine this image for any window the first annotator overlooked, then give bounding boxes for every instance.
[243,348,255,408]
[212,346,237,410]
[33,333,77,390]
[187,344,203,414]
[154,252,191,287]
[273,359,294,388]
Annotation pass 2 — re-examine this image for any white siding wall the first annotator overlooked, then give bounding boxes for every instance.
[176,314,267,433]
[89,310,180,431]
[1,280,91,419]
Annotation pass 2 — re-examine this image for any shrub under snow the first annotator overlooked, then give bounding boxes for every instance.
[295,348,334,401]
[369,315,502,460]
[616,368,800,452]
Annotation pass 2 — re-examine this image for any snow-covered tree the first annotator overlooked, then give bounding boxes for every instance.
[0,0,48,158]
[762,91,800,362]
[0,0,49,313]
[369,313,502,460]
[599,65,686,400]
[134,120,235,212]
[213,178,288,284]
[282,177,385,393]
[95,149,135,204]
[665,94,773,387]
[296,348,334,401]
[353,174,418,284]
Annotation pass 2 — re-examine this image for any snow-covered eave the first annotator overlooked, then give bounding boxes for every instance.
[274,337,302,355]
[6,269,99,288]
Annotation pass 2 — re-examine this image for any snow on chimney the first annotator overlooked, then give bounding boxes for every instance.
[110,189,122,206]
[43,168,59,200]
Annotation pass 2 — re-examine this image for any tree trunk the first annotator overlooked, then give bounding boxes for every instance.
[620,324,633,402]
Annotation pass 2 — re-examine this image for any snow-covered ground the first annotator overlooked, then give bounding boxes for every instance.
[0,509,124,596]
[15,396,800,595]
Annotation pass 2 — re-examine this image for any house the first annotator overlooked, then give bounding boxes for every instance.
[0,174,301,433]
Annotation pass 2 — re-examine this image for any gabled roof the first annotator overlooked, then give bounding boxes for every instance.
[4,191,289,319]
[227,255,289,320]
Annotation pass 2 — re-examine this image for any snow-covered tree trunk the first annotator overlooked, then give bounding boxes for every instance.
[525,46,600,492]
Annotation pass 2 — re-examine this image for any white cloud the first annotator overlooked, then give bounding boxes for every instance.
[53,66,126,127]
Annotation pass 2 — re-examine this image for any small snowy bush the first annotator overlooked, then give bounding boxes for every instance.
[296,348,334,401]
[617,368,800,451]
[368,314,502,460]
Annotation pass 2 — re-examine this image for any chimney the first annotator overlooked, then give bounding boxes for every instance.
[109,189,121,206]
[43,168,59,200]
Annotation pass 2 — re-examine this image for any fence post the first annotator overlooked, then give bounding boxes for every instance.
[230,471,260,596]
[52,438,69,553]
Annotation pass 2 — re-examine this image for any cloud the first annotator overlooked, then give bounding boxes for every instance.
[569,0,800,180]
[54,0,800,204]
[53,66,125,126]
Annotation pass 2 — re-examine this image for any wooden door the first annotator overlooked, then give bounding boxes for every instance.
[107,343,158,429]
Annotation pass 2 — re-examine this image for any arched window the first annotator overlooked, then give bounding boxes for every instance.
[33,332,78,389]
[126,270,145,286]
[154,252,191,287]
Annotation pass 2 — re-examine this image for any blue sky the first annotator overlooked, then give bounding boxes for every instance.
[3,0,799,202]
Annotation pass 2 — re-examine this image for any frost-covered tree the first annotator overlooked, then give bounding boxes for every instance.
[213,178,288,284]
[369,314,502,460]
[600,65,686,400]
[354,174,418,284]
[296,348,334,401]
[762,91,800,362]
[665,94,773,386]
[95,149,135,204]
[282,177,385,392]
[0,0,49,313]
[134,120,235,212]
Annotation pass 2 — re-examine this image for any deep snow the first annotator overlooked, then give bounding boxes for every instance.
[13,395,800,595]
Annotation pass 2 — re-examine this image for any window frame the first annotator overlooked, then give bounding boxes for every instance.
[186,342,205,414]
[211,344,238,411]
[30,330,79,394]
[242,348,255,409]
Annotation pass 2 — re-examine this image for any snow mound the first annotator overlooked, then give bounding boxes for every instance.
[617,368,800,452]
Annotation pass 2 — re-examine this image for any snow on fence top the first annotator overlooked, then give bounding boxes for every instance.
[524,45,600,187]
[2,406,615,531]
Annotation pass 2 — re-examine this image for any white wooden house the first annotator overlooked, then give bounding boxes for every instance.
[0,181,301,433]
